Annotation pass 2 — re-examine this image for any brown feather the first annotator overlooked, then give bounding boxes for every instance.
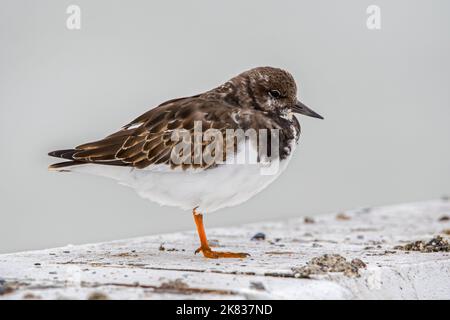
[48,67,303,171]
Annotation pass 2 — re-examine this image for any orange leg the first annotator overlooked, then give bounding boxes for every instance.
[193,207,249,259]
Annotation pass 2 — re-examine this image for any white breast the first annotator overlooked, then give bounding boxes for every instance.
[68,137,297,213]
[135,158,293,213]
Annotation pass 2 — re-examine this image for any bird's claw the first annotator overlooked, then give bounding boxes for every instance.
[194,246,250,259]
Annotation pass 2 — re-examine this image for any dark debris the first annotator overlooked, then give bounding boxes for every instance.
[0,279,15,296]
[351,258,366,269]
[159,279,189,290]
[394,236,450,252]
[158,243,180,252]
[336,213,351,221]
[23,293,41,299]
[88,291,110,300]
[304,217,315,224]
[292,254,366,278]
[251,232,266,241]
[249,281,266,291]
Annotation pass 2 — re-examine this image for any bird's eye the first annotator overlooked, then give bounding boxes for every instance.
[269,90,281,99]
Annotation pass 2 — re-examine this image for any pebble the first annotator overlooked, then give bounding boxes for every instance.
[251,232,266,241]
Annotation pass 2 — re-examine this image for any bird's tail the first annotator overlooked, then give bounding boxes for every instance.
[48,149,84,171]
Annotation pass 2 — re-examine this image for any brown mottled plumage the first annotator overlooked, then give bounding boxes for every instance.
[48,67,322,171]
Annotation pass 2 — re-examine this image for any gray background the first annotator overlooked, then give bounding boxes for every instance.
[1,0,449,254]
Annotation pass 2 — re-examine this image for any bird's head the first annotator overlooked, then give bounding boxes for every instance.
[237,66,324,120]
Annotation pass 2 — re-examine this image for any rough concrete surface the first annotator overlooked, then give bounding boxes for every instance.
[1,199,450,299]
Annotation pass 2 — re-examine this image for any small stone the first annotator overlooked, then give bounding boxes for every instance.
[336,213,351,221]
[88,292,109,300]
[351,258,367,268]
[292,254,364,278]
[304,217,315,224]
[34,263,41,266]
[159,243,165,251]
[251,232,266,241]
[159,279,189,290]
[395,236,450,252]
[439,215,450,222]
[0,280,14,295]
[249,281,266,291]
[23,293,41,299]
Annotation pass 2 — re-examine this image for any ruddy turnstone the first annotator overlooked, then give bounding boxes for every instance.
[48,66,323,259]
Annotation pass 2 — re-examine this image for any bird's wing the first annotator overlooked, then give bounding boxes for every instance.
[52,96,280,171]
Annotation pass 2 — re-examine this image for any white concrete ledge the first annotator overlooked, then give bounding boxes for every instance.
[1,199,450,299]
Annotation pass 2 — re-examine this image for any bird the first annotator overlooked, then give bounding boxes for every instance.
[48,66,323,259]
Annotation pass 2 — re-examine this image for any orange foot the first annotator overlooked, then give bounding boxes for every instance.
[192,207,250,259]
[195,246,250,259]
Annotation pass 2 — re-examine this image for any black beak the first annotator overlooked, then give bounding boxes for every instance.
[292,100,324,119]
